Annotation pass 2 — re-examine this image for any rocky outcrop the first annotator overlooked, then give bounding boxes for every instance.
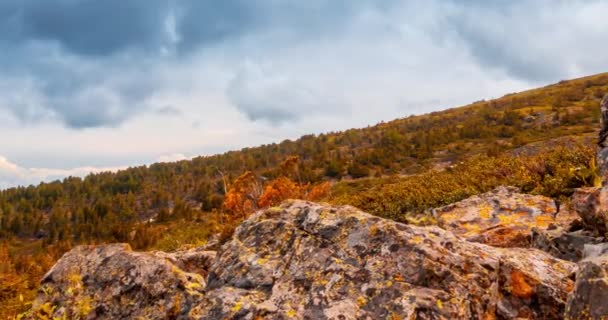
[31,201,577,319]
[572,187,608,235]
[565,248,608,319]
[30,244,207,319]
[434,186,573,247]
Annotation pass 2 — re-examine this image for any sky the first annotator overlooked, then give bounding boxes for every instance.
[1,0,608,189]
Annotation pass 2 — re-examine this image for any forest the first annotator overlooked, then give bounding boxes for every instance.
[1,73,608,317]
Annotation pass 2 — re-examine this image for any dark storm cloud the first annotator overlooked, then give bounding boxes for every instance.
[0,0,606,129]
[0,0,371,57]
[0,0,169,56]
[0,0,382,128]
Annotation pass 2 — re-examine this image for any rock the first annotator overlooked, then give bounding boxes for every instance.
[30,201,577,319]
[583,243,608,259]
[434,186,564,247]
[532,228,604,262]
[565,253,608,319]
[571,187,608,235]
[153,249,217,278]
[29,244,206,320]
[598,94,608,183]
[199,201,574,319]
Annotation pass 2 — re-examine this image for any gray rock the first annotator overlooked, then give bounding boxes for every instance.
[434,186,569,247]
[29,244,206,320]
[532,228,604,262]
[153,249,216,278]
[30,201,578,319]
[571,187,608,235]
[583,243,608,259]
[199,201,575,319]
[565,254,608,319]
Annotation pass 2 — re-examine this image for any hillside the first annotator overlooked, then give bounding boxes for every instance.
[2,73,607,238]
[1,72,608,317]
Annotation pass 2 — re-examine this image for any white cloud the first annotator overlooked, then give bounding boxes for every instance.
[0,1,608,188]
[157,153,191,163]
[0,155,125,189]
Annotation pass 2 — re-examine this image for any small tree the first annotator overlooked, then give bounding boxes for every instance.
[223,171,262,219]
[258,177,300,208]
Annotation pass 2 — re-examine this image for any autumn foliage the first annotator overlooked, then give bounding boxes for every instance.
[224,156,330,218]
[258,177,301,208]
[223,171,262,219]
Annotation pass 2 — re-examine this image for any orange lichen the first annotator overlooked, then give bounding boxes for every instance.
[394,274,405,282]
[510,270,535,299]
[483,309,497,320]
[534,215,554,228]
[565,280,575,293]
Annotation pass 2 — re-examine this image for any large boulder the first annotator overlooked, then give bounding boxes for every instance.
[565,246,608,319]
[434,186,571,247]
[199,201,575,319]
[30,201,577,319]
[571,187,608,235]
[29,244,206,319]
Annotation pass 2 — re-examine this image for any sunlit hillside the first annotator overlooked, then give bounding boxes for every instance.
[1,73,607,317]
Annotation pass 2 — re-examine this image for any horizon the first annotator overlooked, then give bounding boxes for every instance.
[2,1,608,188]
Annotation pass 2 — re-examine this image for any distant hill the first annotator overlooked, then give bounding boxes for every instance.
[1,72,607,241]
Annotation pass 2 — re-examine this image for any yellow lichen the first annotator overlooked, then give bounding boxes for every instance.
[478,204,493,219]
[35,302,56,320]
[357,296,367,307]
[76,296,93,317]
[185,282,202,292]
[410,235,424,244]
[462,223,482,236]
[67,272,82,287]
[231,302,243,313]
[436,299,443,309]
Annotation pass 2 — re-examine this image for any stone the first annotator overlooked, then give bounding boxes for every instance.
[30,201,578,319]
[598,94,608,185]
[153,249,217,278]
[571,187,608,235]
[532,228,604,262]
[565,254,608,319]
[583,243,608,259]
[203,201,576,319]
[434,186,564,247]
[29,244,206,320]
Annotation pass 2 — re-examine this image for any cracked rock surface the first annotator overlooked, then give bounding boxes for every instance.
[30,200,578,319]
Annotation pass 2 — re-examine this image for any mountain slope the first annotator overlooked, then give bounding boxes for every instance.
[2,72,607,240]
[1,72,607,317]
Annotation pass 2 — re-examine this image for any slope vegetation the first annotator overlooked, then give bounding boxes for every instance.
[1,72,607,317]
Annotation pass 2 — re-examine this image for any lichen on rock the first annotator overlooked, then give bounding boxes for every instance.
[29,244,207,319]
[565,252,608,319]
[433,186,571,247]
[30,200,579,319]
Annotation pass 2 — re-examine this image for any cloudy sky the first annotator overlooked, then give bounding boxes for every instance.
[1,0,607,188]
